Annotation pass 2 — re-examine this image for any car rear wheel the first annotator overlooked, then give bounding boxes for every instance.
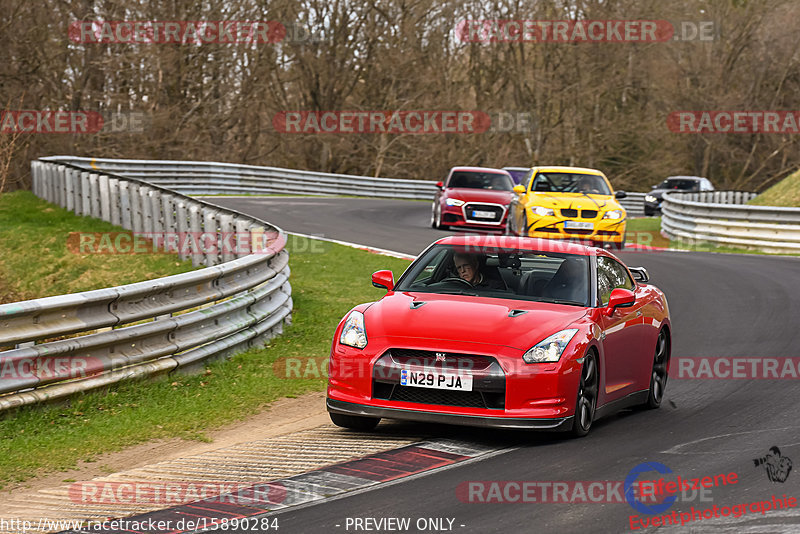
[643,329,669,409]
[330,412,380,431]
[570,352,598,438]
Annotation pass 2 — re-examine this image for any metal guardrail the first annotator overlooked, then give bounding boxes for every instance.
[618,192,645,217]
[0,161,292,412]
[661,191,800,254]
[41,157,649,215]
[42,156,439,200]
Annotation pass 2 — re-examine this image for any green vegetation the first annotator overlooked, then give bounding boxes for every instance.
[0,233,411,488]
[748,169,800,207]
[0,191,195,304]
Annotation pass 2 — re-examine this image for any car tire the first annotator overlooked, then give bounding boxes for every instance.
[643,329,669,409]
[329,412,381,431]
[430,203,438,228]
[644,208,653,217]
[569,351,598,438]
[434,203,449,230]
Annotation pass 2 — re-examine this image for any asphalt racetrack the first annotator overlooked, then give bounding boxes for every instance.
[205,196,800,533]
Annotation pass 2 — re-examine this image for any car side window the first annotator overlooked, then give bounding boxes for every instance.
[407,248,450,285]
[597,257,635,306]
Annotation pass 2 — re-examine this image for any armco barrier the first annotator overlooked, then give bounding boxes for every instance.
[661,190,800,254]
[0,161,292,412]
[40,156,648,214]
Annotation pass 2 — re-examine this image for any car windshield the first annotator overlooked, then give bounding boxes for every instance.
[657,178,700,190]
[503,168,530,184]
[395,244,590,306]
[448,171,513,191]
[530,173,612,195]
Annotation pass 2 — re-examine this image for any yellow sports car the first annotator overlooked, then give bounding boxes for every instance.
[507,166,628,249]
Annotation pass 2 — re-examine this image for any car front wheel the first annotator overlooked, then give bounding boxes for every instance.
[643,329,669,409]
[570,351,598,438]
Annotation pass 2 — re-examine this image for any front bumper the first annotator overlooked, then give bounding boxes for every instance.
[327,398,573,431]
[525,214,626,244]
[441,203,508,230]
[328,340,585,428]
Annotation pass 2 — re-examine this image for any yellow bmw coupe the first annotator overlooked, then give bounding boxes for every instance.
[507,166,628,249]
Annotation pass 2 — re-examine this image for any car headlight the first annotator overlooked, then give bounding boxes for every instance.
[340,311,367,349]
[602,209,623,220]
[645,195,657,203]
[446,198,465,206]
[531,206,555,217]
[522,329,578,363]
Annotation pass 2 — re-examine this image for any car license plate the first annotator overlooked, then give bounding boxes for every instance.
[471,210,495,219]
[400,369,473,391]
[564,220,593,230]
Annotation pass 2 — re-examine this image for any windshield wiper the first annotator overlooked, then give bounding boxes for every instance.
[536,297,584,306]
[431,289,479,296]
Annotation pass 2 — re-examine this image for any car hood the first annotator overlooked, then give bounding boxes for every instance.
[446,188,514,203]
[364,292,588,350]
[524,192,621,212]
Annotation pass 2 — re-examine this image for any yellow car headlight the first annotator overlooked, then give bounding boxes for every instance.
[532,206,555,217]
[602,209,623,220]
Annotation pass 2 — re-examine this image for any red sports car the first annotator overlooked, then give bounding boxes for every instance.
[431,167,515,231]
[327,236,671,437]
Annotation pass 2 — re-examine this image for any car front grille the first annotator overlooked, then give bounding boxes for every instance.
[561,208,578,217]
[581,210,598,218]
[563,228,593,235]
[372,349,506,410]
[464,203,503,223]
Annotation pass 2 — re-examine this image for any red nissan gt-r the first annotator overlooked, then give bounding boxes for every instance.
[431,166,515,231]
[327,236,671,437]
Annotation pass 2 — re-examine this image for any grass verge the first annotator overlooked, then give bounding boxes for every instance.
[0,235,411,488]
[748,168,800,207]
[0,191,195,304]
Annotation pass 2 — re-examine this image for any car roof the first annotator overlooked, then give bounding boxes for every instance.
[502,166,531,171]
[532,166,606,176]
[450,166,511,175]
[665,175,705,181]
[432,235,614,258]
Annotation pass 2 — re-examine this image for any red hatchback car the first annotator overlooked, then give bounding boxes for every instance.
[431,167,515,231]
[327,236,671,437]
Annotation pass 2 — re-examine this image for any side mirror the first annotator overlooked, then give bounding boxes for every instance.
[435,181,444,189]
[371,270,394,291]
[513,185,526,194]
[629,267,650,283]
[604,288,635,316]
[615,190,627,199]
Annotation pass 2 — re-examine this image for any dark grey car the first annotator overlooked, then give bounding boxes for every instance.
[644,176,714,216]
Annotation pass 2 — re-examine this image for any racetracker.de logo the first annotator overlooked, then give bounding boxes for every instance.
[667,111,800,134]
[455,20,686,43]
[68,20,285,44]
[69,481,287,506]
[675,357,800,379]
[273,111,493,134]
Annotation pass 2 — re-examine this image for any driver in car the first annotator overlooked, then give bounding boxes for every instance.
[453,253,505,289]
[576,176,599,194]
